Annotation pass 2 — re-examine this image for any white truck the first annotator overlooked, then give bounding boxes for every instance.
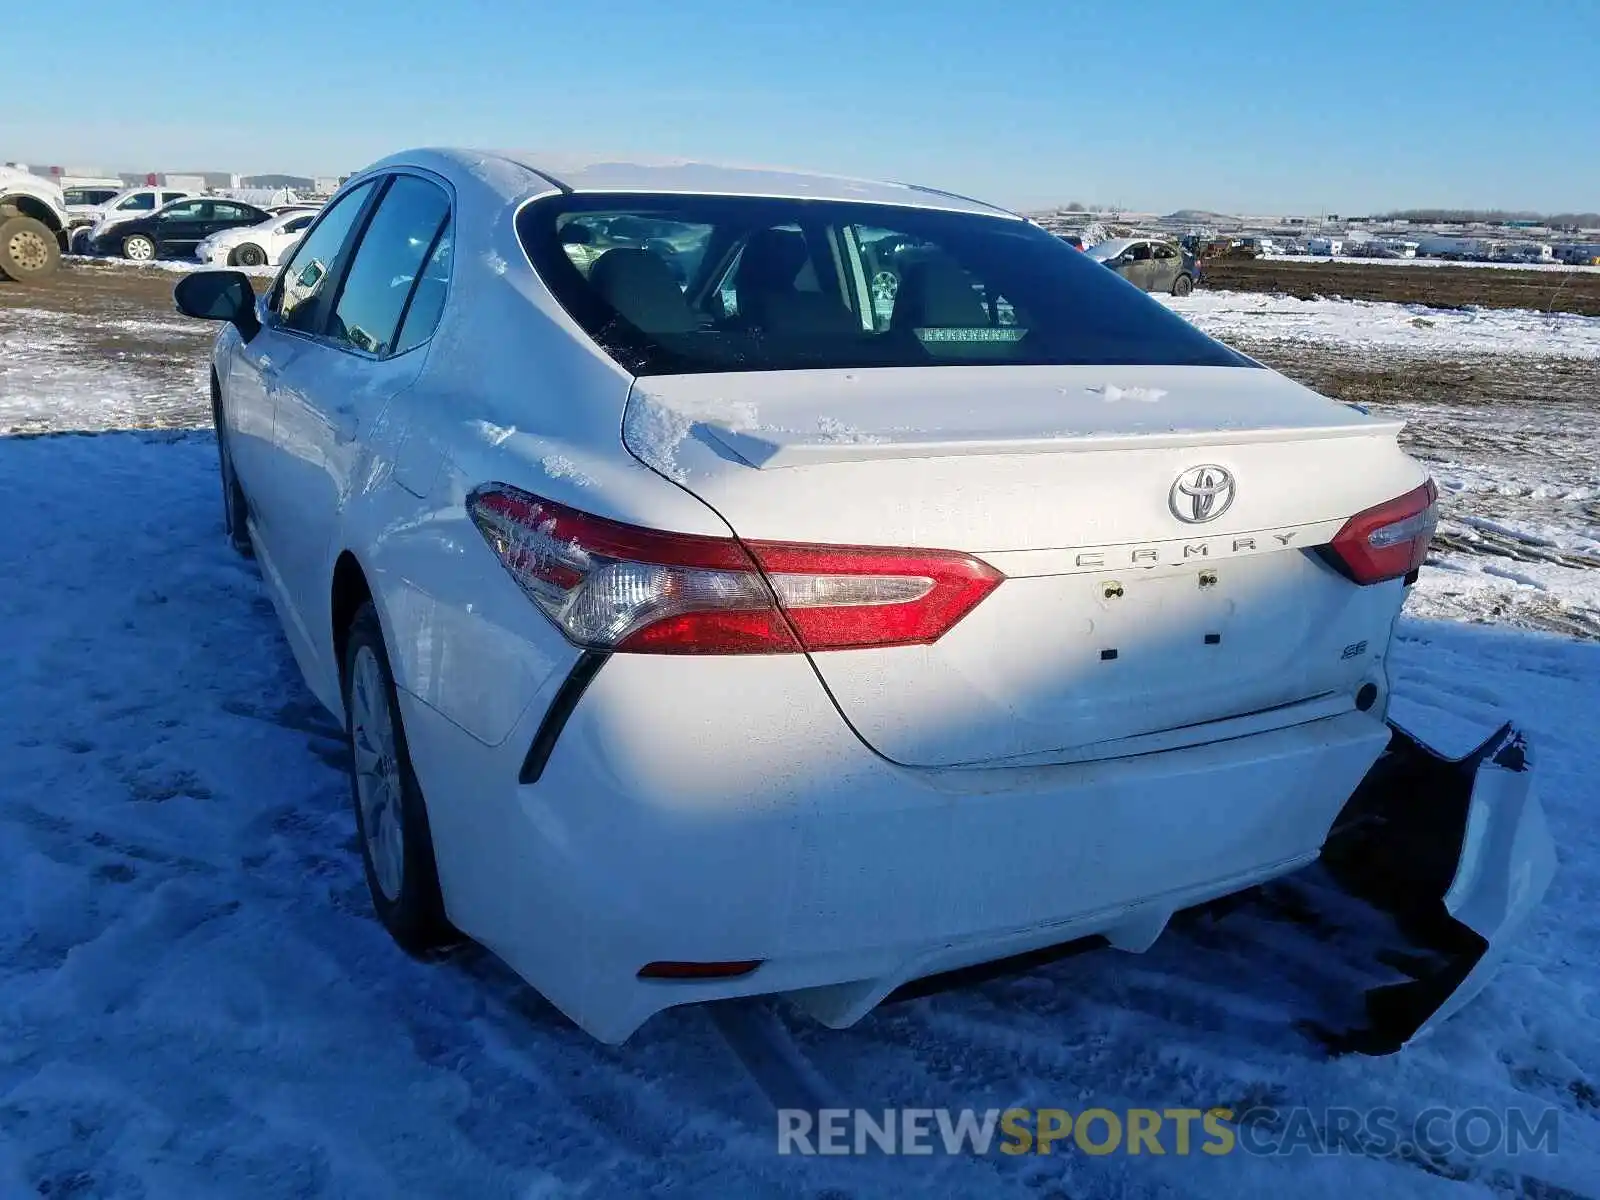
[0,166,70,281]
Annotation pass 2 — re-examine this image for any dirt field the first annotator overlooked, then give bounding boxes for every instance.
[1203,257,1600,316]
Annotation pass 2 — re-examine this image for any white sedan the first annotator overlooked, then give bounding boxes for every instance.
[173,149,1552,1051]
[195,208,319,267]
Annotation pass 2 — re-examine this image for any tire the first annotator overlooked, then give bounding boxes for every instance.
[231,243,266,267]
[213,397,254,558]
[342,602,455,955]
[122,233,156,262]
[0,216,61,282]
[1172,272,1194,297]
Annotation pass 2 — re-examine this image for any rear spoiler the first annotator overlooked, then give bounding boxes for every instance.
[701,419,1407,470]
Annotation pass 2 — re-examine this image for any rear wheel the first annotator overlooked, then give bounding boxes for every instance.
[342,602,455,955]
[0,216,61,282]
[232,243,266,267]
[1171,272,1194,297]
[122,233,156,262]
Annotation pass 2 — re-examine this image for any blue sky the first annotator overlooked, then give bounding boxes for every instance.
[4,0,1596,213]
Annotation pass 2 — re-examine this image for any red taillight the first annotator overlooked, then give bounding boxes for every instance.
[1323,480,1438,584]
[467,484,1003,654]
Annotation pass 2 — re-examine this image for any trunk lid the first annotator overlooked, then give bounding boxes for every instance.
[623,364,1424,767]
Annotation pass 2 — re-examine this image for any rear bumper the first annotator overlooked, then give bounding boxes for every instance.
[1316,721,1556,1054]
[399,653,1393,1043]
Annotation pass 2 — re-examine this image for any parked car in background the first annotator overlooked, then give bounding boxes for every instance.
[70,186,195,251]
[88,197,273,261]
[1086,237,1200,295]
[196,208,320,267]
[1056,233,1084,250]
[61,178,125,213]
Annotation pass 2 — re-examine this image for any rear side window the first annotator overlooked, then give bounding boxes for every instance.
[394,222,453,355]
[118,193,155,211]
[518,194,1253,375]
[328,175,451,356]
[272,180,376,331]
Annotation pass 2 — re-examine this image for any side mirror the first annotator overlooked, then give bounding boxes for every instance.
[174,270,260,342]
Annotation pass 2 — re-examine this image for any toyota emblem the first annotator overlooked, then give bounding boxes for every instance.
[1170,465,1236,524]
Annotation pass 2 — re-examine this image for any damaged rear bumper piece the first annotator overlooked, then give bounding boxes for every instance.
[1314,719,1556,1055]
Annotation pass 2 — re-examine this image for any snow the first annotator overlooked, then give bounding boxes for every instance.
[622,391,762,482]
[540,453,595,486]
[0,306,208,434]
[3,282,1600,1196]
[1089,383,1167,403]
[814,416,886,444]
[1163,290,1600,359]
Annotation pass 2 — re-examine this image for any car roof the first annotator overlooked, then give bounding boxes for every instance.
[360,147,1021,220]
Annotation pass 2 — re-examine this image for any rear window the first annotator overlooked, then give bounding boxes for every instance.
[517,194,1252,376]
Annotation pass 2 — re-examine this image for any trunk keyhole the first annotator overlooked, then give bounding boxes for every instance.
[1103,582,1124,600]
[1198,571,1218,588]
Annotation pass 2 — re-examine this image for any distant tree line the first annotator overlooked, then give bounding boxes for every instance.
[1376,208,1600,228]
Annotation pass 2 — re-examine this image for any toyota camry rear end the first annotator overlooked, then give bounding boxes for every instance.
[236,151,1549,1052]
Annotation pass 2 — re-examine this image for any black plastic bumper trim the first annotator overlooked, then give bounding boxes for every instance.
[519,650,609,785]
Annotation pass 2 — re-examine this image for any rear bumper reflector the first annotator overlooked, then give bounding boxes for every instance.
[519,650,609,785]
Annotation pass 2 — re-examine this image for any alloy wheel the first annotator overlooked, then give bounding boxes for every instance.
[349,645,405,902]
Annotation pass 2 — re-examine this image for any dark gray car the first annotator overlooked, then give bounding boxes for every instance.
[1087,237,1199,296]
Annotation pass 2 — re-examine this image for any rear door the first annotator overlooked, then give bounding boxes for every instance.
[1150,242,1181,291]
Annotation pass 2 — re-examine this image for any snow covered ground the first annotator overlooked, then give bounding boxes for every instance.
[1162,292,1600,360]
[1,269,1599,1197]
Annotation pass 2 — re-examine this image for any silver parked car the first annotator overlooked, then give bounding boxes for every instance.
[1087,237,1200,296]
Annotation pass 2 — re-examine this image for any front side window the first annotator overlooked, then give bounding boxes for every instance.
[271,180,377,331]
[327,175,451,356]
[518,194,1252,375]
[117,193,156,212]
